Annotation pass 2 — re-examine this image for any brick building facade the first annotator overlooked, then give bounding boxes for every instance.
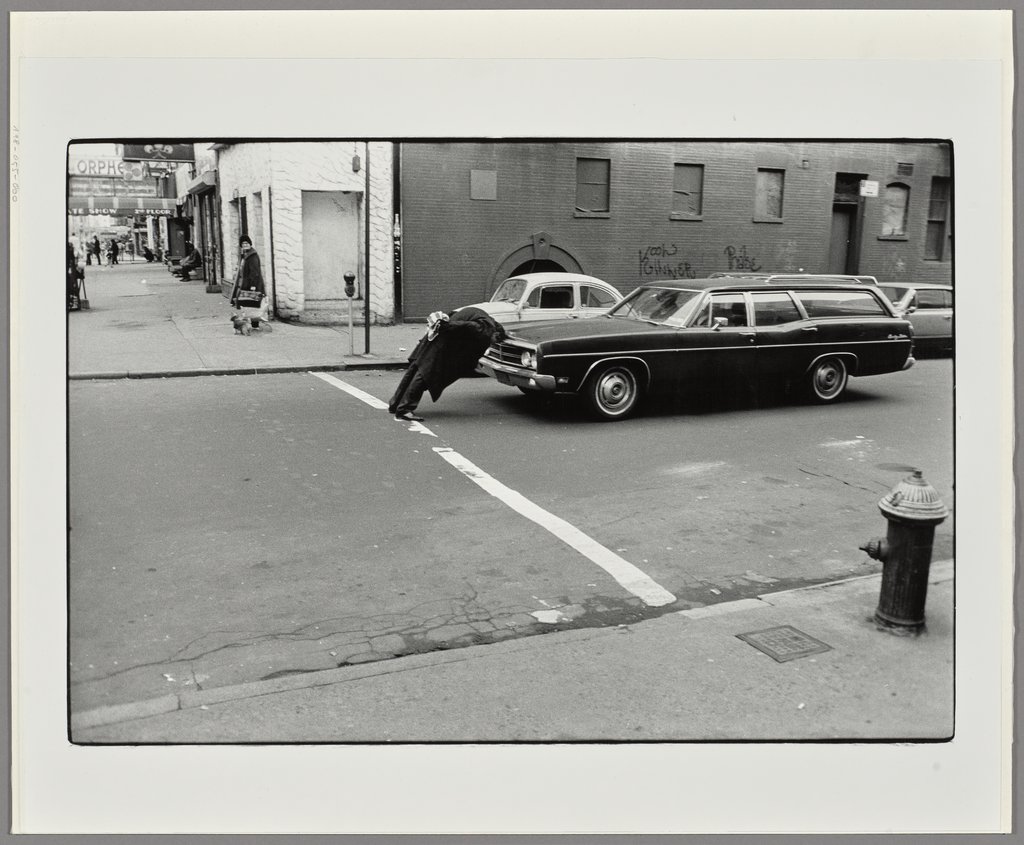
[397,141,952,320]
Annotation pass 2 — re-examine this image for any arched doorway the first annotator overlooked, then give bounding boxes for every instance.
[509,257,567,275]
[490,231,586,297]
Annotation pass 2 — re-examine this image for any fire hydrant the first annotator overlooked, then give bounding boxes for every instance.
[859,470,949,635]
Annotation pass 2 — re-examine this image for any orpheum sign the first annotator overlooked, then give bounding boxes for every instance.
[67,156,126,177]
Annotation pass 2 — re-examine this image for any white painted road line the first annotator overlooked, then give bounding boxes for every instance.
[310,372,390,410]
[434,446,677,608]
[311,372,676,607]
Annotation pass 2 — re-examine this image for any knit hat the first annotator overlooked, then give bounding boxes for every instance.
[239,234,252,247]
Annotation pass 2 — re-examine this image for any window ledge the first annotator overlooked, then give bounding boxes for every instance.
[670,213,703,222]
[573,211,610,219]
[753,216,785,224]
[878,234,909,241]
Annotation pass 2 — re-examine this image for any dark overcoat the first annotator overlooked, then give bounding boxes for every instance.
[230,250,265,306]
[410,307,507,402]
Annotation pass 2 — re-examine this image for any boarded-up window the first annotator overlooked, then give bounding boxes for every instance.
[925,177,950,260]
[470,169,497,201]
[672,163,704,216]
[575,158,610,213]
[755,168,784,219]
[881,183,910,237]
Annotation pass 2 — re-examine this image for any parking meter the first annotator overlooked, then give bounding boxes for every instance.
[344,272,356,355]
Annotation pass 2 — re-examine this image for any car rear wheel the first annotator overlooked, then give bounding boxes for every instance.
[807,356,848,403]
[586,364,640,420]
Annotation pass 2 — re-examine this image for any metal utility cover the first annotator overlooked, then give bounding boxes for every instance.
[736,625,833,663]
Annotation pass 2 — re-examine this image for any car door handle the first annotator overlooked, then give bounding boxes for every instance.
[800,326,818,333]
[738,332,756,341]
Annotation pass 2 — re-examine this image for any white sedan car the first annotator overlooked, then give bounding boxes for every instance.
[877,283,954,354]
[459,272,622,325]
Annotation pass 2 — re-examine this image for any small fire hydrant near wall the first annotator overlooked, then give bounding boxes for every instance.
[860,470,949,635]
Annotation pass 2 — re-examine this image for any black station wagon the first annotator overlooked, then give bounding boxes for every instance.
[480,278,916,420]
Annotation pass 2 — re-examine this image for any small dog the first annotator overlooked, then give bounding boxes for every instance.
[230,313,252,335]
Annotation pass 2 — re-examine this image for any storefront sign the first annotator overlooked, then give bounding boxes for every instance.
[68,156,125,177]
[859,180,880,198]
[69,176,158,198]
[122,143,195,163]
[68,196,177,217]
[122,161,149,181]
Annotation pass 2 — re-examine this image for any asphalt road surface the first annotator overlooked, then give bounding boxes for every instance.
[68,359,953,713]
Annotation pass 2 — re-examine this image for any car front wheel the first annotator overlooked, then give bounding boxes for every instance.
[807,356,848,403]
[586,364,640,420]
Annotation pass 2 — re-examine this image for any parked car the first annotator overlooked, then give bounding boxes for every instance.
[456,272,622,326]
[480,278,915,420]
[876,283,953,353]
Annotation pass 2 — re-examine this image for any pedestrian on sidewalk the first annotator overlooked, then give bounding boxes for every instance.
[388,306,507,421]
[174,241,203,281]
[89,235,102,266]
[229,234,270,333]
[108,239,119,265]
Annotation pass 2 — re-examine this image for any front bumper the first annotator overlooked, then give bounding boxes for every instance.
[479,359,557,391]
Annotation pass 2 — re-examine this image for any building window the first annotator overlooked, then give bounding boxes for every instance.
[880,182,910,238]
[470,169,497,201]
[896,162,915,177]
[755,168,784,221]
[925,177,951,260]
[575,157,610,215]
[671,163,704,219]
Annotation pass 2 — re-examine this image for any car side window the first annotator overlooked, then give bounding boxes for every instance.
[581,285,617,308]
[693,293,748,327]
[796,290,887,318]
[530,285,574,309]
[751,292,803,326]
[916,290,949,309]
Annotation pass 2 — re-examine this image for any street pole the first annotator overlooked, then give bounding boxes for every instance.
[364,141,371,355]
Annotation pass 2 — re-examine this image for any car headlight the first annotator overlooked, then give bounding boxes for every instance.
[520,350,536,369]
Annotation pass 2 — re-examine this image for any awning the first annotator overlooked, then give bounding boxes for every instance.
[187,170,218,194]
[67,197,177,217]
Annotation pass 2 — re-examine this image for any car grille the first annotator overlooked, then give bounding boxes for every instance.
[487,341,532,366]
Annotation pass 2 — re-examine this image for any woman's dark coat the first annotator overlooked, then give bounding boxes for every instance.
[230,250,265,306]
[410,307,507,402]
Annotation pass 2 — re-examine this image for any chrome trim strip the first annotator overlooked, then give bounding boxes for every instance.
[543,337,911,358]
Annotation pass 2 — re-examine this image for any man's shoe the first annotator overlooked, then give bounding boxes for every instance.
[395,411,424,422]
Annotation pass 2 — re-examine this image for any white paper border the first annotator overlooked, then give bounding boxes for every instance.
[10,9,1014,835]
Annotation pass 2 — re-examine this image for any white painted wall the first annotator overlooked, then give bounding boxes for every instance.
[217,142,394,322]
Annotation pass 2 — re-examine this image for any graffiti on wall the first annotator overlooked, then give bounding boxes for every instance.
[638,244,697,280]
[723,244,762,272]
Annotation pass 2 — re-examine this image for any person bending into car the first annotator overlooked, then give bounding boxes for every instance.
[389,306,507,422]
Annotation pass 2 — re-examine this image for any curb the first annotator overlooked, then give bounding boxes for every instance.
[70,561,954,733]
[69,359,410,381]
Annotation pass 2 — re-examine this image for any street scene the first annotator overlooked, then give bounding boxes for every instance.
[67,140,954,744]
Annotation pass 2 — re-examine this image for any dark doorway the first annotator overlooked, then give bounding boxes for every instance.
[828,173,867,274]
[509,258,567,276]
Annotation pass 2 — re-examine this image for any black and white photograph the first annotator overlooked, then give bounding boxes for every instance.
[10,8,1014,837]
[66,137,956,746]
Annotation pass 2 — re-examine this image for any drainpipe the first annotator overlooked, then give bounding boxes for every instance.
[364,141,371,354]
[267,184,278,319]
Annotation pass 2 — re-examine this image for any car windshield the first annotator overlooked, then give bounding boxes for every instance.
[608,286,703,326]
[491,278,528,303]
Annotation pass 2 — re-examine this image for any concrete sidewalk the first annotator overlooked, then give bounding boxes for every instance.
[73,560,953,742]
[69,262,426,379]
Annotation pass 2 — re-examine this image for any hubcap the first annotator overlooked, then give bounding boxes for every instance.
[599,371,633,409]
[815,361,844,397]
